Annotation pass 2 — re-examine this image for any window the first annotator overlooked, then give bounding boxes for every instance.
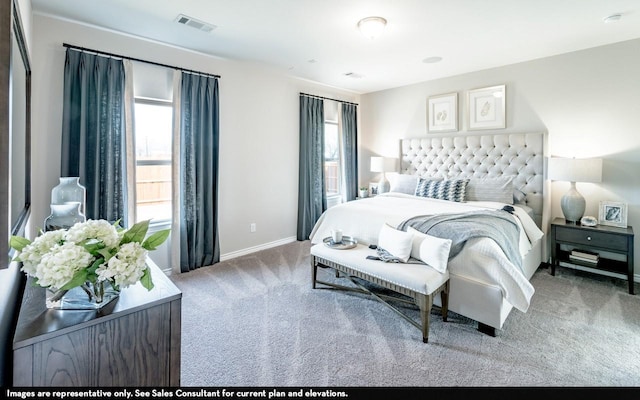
[324,121,341,197]
[134,98,172,223]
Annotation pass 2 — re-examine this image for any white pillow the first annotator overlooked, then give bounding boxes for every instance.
[378,223,413,263]
[388,173,420,195]
[407,226,452,273]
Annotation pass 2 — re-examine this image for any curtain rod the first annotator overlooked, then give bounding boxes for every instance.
[300,92,358,107]
[63,43,221,79]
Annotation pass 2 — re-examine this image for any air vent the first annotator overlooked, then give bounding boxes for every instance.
[175,14,216,33]
[343,72,363,79]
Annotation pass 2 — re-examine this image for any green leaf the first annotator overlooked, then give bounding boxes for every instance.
[113,219,126,234]
[10,236,31,252]
[82,239,106,256]
[140,267,154,291]
[96,248,114,262]
[87,258,103,275]
[142,229,170,250]
[121,220,149,244]
[60,269,88,291]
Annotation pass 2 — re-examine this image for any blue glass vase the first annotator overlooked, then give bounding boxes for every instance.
[51,177,86,215]
[45,280,120,310]
[44,202,86,232]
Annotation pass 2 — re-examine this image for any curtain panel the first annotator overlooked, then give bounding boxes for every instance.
[297,95,325,240]
[341,103,358,202]
[61,49,128,223]
[179,72,220,272]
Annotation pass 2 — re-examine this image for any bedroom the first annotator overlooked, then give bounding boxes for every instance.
[1,0,639,389]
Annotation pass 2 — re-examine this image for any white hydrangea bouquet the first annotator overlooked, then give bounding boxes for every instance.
[10,219,170,308]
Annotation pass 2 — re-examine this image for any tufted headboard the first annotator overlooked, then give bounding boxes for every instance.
[400,133,546,227]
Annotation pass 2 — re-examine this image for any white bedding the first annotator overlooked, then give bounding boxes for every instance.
[309,192,544,312]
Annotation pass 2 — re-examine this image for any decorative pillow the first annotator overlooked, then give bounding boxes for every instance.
[465,176,514,204]
[377,223,413,263]
[407,227,452,273]
[388,173,420,195]
[414,178,469,202]
[513,189,527,204]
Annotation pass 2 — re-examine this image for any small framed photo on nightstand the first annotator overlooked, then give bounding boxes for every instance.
[369,182,379,197]
[598,201,627,228]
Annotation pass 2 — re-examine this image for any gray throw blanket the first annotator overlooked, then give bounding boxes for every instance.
[397,209,523,272]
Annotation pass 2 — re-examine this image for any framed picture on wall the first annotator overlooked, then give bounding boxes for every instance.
[427,92,458,132]
[467,84,506,130]
[598,201,628,228]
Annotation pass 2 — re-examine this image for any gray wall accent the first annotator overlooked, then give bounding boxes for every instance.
[361,38,640,268]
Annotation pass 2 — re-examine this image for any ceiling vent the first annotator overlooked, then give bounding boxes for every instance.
[175,14,216,33]
[344,72,363,79]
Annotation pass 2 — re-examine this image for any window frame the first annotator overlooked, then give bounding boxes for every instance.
[133,96,173,225]
[324,120,342,200]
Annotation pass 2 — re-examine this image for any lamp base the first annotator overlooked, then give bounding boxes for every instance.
[560,182,585,223]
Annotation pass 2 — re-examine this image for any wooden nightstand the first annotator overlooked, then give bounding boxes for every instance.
[550,217,635,294]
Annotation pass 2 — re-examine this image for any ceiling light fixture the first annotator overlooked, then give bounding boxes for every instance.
[357,16,387,39]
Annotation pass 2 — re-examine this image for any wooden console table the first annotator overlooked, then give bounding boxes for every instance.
[12,259,182,386]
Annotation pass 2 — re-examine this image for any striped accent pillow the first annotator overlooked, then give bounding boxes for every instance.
[414,178,469,202]
[466,177,514,204]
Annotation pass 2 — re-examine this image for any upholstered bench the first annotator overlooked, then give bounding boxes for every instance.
[310,243,450,343]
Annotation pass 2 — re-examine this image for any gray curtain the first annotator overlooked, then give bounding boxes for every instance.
[61,49,127,224]
[297,95,325,240]
[179,72,220,272]
[341,103,358,201]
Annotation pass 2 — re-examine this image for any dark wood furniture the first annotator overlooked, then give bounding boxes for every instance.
[12,260,181,386]
[550,217,635,294]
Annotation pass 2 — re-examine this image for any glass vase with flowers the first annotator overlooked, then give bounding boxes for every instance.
[10,219,169,309]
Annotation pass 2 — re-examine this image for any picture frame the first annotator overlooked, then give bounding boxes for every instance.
[467,84,506,130]
[598,201,627,228]
[368,182,379,197]
[427,92,457,132]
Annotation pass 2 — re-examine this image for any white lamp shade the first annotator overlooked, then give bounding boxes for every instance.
[548,157,602,183]
[370,157,395,172]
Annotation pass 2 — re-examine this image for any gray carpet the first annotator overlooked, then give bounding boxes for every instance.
[169,240,640,387]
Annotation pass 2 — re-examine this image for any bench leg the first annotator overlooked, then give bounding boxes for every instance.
[417,294,432,343]
[311,256,317,289]
[441,281,450,322]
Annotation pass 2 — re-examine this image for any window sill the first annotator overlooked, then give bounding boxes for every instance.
[148,219,171,231]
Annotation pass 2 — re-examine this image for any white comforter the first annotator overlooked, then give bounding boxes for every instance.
[309,192,544,312]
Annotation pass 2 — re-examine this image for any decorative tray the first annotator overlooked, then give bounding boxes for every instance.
[323,236,357,250]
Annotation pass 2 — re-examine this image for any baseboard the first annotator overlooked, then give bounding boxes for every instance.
[160,236,300,275]
[220,236,298,261]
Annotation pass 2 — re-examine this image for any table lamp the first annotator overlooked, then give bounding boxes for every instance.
[548,157,602,223]
[370,156,395,194]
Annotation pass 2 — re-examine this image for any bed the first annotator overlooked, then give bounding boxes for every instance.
[309,132,547,336]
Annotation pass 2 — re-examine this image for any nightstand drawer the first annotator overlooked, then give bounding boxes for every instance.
[555,228,628,252]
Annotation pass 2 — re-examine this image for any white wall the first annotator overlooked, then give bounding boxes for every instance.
[30,14,359,268]
[29,14,640,276]
[360,39,640,271]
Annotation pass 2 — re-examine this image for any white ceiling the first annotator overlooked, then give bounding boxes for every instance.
[32,0,640,94]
